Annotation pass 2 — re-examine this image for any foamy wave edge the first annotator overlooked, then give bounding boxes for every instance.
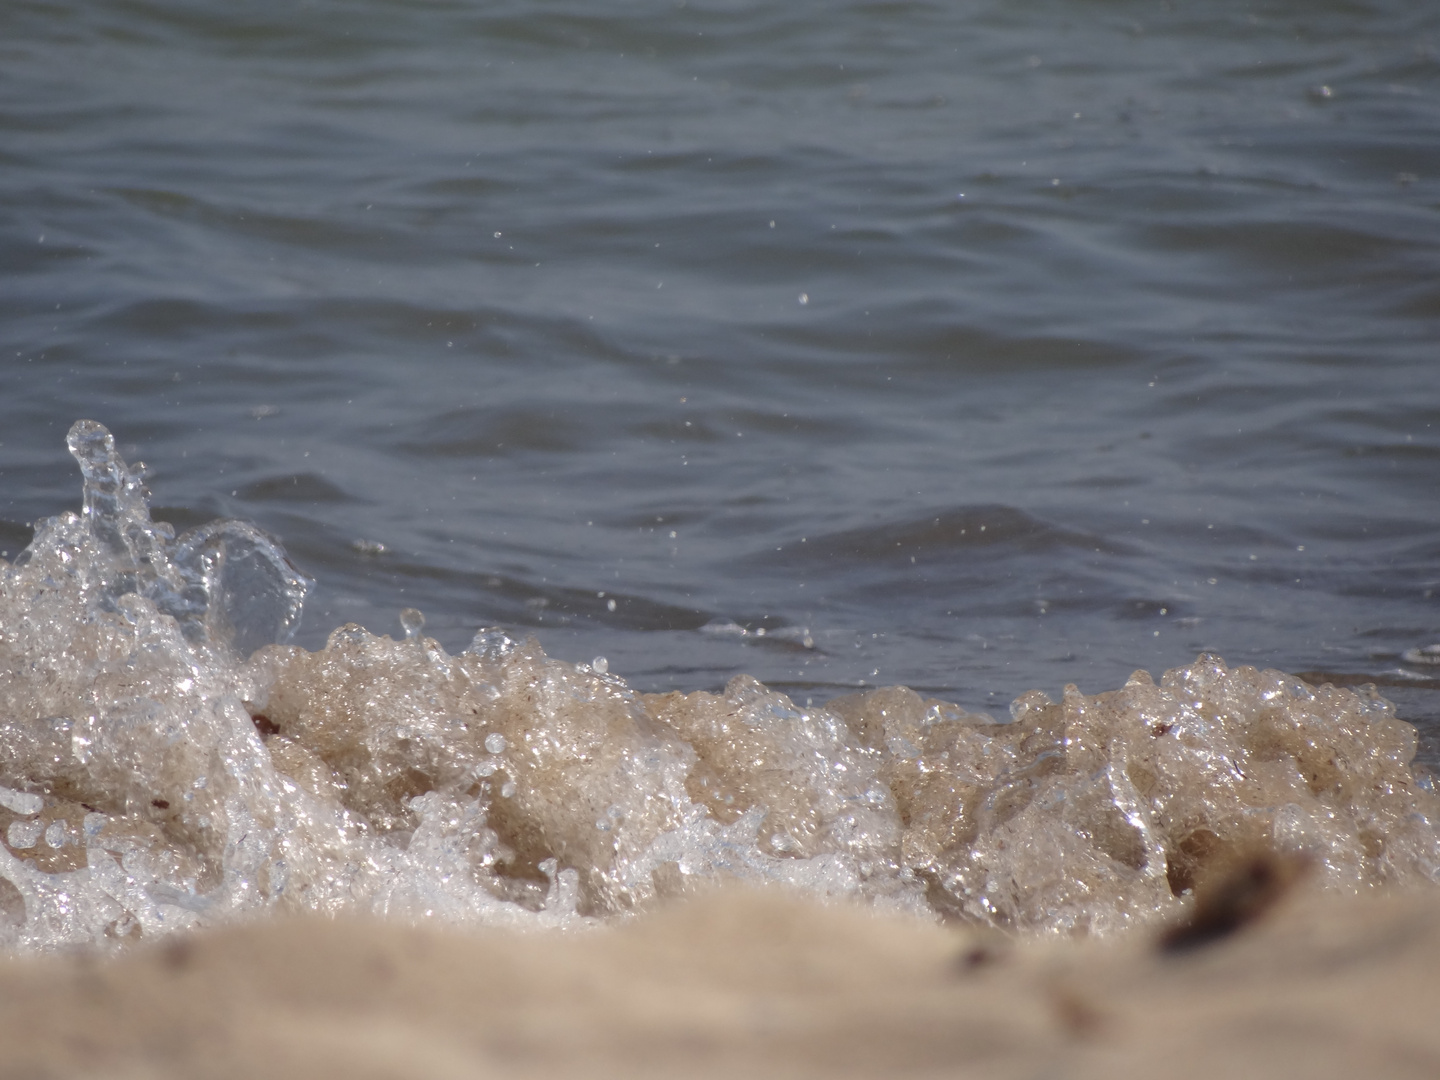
[0,421,1435,951]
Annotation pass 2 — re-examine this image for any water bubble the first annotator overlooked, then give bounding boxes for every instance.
[400,608,425,640]
[0,787,43,816]
[484,733,506,754]
[467,627,516,659]
[6,819,42,850]
[592,656,608,675]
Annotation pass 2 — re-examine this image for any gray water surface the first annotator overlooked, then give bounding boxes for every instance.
[3,0,1439,725]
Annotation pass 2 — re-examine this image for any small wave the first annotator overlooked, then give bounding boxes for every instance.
[0,422,1435,951]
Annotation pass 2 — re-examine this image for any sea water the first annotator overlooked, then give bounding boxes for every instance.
[0,422,1434,949]
[2,0,1440,948]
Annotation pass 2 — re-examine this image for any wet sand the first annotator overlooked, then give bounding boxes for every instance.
[2,882,1437,1079]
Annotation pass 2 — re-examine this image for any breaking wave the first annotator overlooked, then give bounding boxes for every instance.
[0,422,1436,950]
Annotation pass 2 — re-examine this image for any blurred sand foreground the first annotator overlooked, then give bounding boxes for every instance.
[1,884,1437,1080]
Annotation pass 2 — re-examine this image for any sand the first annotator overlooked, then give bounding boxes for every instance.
[0,881,1437,1080]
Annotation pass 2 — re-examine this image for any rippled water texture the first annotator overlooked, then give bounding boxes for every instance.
[3,4,1440,735]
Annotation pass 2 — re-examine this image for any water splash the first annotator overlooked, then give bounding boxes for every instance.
[0,422,1435,950]
[62,419,309,655]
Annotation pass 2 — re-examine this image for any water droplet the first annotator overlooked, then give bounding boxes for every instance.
[399,608,425,640]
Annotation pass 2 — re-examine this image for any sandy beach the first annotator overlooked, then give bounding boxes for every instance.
[2,880,1437,1080]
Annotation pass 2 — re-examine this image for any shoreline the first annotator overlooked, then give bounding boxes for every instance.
[2,882,1437,1078]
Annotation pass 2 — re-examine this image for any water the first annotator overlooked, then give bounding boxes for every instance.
[0,422,1435,948]
[2,0,1440,945]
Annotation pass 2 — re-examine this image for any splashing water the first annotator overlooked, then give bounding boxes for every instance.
[0,422,1435,950]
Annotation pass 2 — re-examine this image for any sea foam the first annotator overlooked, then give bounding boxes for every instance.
[0,421,1435,950]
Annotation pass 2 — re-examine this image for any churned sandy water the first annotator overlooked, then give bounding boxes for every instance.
[0,423,1434,950]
